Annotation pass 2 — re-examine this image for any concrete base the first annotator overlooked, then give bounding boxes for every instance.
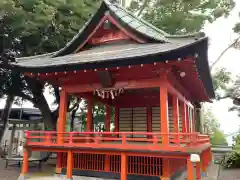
[64,178,73,180]
[161,177,170,180]
[17,174,27,180]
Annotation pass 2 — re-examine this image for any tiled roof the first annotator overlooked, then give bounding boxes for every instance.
[16,39,205,68]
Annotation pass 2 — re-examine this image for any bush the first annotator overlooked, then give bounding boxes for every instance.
[222,152,240,168]
[222,134,240,168]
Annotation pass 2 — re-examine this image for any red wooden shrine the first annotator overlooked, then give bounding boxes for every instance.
[15,1,214,180]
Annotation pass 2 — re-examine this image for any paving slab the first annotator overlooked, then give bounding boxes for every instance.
[218,166,240,180]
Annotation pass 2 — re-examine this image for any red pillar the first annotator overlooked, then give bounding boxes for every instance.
[201,150,207,175]
[186,106,190,133]
[56,88,68,173]
[87,99,93,132]
[172,95,179,133]
[180,101,187,133]
[55,152,62,174]
[192,108,196,132]
[66,150,73,179]
[160,86,169,145]
[161,158,171,179]
[105,105,111,171]
[121,153,127,180]
[187,158,194,180]
[57,88,68,144]
[196,162,201,180]
[114,107,119,132]
[20,148,29,178]
[106,105,111,132]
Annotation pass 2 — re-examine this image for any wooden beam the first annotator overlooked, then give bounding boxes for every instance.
[166,81,193,109]
[98,71,114,88]
[65,78,162,93]
[168,71,192,101]
[77,93,113,106]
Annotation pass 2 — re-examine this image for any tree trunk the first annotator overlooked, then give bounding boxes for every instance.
[0,95,14,143]
[34,94,57,130]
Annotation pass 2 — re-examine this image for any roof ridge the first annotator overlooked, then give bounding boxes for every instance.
[106,1,170,37]
[17,52,55,61]
[166,32,206,39]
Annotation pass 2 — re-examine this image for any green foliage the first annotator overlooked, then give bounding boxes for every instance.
[222,134,240,168]
[0,0,100,56]
[210,129,228,146]
[212,68,232,99]
[203,107,220,134]
[129,0,235,34]
[203,107,228,146]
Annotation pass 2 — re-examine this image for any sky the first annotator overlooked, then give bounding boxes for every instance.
[0,0,240,145]
[203,1,240,144]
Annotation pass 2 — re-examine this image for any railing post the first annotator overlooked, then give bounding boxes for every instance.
[153,135,158,146]
[69,132,73,145]
[176,133,180,146]
[46,132,52,145]
[122,134,127,145]
[121,152,127,180]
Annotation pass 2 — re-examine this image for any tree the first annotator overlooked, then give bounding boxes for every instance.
[0,0,100,133]
[203,107,228,145]
[129,0,235,34]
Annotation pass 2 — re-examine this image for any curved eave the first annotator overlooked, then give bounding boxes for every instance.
[10,37,215,100]
[12,38,206,72]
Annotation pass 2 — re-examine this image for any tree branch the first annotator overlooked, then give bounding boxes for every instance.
[137,0,149,17]
[210,36,240,71]
[68,98,81,112]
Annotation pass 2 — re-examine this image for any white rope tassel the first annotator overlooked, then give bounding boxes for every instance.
[102,91,105,99]
[97,90,101,97]
[110,90,114,99]
[114,90,118,96]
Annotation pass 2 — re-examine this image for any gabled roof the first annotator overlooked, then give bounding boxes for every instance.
[53,0,171,56]
[9,0,215,100]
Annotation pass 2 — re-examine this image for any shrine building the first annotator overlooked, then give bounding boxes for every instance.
[13,0,214,180]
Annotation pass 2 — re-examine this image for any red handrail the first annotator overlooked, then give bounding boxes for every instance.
[24,130,210,151]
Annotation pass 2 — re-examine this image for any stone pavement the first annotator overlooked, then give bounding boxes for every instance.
[218,166,240,180]
[0,158,240,180]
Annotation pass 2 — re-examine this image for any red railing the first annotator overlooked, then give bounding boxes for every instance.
[24,131,210,152]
